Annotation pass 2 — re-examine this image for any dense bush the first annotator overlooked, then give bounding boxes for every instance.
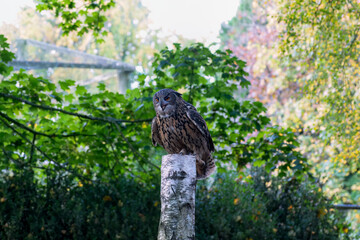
[196,169,349,240]
[196,169,352,240]
[0,168,160,239]
[0,167,351,239]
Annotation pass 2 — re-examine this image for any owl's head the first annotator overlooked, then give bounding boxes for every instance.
[153,89,182,118]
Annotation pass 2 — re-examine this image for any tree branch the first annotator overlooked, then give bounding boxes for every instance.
[113,122,160,170]
[1,146,89,179]
[1,146,25,166]
[0,117,93,182]
[106,139,147,182]
[0,111,96,138]
[0,92,152,124]
[29,133,36,163]
[0,101,159,177]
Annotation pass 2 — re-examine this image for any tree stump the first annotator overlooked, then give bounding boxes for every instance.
[157,154,196,240]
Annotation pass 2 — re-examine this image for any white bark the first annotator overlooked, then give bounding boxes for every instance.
[158,154,196,240]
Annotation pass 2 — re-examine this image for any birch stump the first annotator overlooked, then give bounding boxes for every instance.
[158,154,196,240]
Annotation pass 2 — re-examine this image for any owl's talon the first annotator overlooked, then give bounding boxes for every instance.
[197,159,205,166]
[179,149,187,155]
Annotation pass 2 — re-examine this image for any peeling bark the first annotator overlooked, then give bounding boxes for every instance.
[158,154,196,240]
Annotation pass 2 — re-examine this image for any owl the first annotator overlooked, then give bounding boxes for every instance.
[151,89,215,179]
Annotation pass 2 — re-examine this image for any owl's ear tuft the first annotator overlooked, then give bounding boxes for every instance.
[174,92,182,97]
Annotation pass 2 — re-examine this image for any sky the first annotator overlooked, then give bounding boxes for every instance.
[142,0,239,44]
[0,0,35,24]
[0,0,239,44]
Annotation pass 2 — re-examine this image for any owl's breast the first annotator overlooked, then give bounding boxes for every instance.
[158,115,185,154]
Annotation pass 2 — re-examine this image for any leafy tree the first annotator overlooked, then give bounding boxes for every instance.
[36,0,116,41]
[219,0,360,233]
[277,0,360,205]
[151,43,307,176]
[0,33,308,184]
[0,35,15,77]
[220,0,360,207]
[219,0,289,104]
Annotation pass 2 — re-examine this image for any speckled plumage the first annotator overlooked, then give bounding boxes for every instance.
[151,89,215,179]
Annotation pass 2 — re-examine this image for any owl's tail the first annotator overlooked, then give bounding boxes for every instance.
[196,154,216,180]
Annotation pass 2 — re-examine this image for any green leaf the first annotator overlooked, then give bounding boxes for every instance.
[59,79,75,91]
[97,83,106,91]
[75,85,87,95]
[253,160,266,167]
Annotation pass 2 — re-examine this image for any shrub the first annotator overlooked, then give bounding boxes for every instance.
[0,167,351,239]
[196,173,276,240]
[0,169,160,239]
[196,168,352,240]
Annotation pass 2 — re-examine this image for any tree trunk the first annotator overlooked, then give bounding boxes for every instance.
[158,154,196,240]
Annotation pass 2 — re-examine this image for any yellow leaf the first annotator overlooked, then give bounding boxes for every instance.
[103,195,112,202]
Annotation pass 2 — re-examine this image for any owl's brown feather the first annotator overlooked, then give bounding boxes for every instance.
[151,118,163,147]
[186,109,215,152]
[151,89,216,179]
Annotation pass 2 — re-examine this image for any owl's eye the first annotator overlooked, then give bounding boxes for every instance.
[165,96,170,101]
[155,97,159,102]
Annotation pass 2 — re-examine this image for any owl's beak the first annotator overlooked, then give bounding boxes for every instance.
[160,101,168,110]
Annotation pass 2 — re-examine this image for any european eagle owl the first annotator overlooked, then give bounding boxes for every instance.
[151,89,215,179]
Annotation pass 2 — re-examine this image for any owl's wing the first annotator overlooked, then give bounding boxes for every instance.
[186,109,215,152]
[151,117,163,147]
[185,102,197,111]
